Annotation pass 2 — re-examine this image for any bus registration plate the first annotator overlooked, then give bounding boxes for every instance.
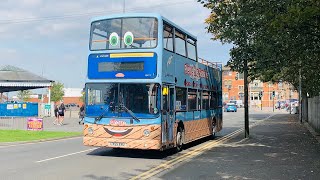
[109,142,126,147]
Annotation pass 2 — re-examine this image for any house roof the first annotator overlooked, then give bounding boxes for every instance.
[0,65,53,93]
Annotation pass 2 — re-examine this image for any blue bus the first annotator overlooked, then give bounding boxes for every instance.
[83,13,222,151]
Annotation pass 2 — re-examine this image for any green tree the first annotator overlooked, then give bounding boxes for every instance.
[80,91,85,103]
[17,90,32,102]
[198,0,320,97]
[50,82,64,102]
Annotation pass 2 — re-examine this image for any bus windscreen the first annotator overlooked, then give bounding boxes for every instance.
[90,17,158,50]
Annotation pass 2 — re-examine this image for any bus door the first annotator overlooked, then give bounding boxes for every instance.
[161,85,175,146]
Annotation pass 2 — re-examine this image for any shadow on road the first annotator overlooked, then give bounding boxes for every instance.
[86,135,227,160]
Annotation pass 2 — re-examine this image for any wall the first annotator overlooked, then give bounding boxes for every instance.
[308,96,320,133]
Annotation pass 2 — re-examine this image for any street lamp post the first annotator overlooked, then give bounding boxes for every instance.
[244,59,249,138]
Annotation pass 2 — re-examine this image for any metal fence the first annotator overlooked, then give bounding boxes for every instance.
[0,117,29,130]
[307,96,320,133]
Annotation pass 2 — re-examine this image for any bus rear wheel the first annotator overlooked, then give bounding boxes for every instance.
[176,127,183,152]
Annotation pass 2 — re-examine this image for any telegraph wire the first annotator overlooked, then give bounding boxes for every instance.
[0,0,195,25]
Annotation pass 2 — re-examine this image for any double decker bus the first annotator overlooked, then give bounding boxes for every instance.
[83,13,222,151]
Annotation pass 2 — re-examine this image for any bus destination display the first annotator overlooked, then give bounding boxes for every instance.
[98,62,144,72]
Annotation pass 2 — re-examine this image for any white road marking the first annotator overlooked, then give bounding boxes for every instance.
[0,136,82,149]
[36,148,97,163]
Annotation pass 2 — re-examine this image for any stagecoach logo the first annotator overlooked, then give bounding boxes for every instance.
[184,64,208,80]
[110,119,127,126]
[115,73,125,78]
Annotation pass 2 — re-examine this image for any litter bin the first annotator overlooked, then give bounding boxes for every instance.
[292,106,299,114]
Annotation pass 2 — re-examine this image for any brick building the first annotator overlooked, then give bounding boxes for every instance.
[222,67,298,107]
[26,88,84,106]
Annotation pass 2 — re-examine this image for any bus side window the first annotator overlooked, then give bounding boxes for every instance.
[210,91,217,109]
[175,30,186,57]
[187,89,197,111]
[187,38,196,61]
[176,87,187,111]
[163,24,174,51]
[202,91,210,110]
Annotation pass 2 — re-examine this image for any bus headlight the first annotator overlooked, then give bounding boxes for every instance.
[143,129,150,137]
[88,127,94,135]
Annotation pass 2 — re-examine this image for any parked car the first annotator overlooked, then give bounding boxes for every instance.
[65,103,79,109]
[229,100,244,108]
[224,103,238,112]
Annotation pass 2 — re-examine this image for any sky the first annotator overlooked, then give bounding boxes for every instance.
[0,0,232,88]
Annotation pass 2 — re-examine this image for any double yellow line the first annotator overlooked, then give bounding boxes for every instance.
[131,116,271,180]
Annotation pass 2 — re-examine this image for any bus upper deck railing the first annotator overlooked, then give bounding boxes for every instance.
[199,58,222,69]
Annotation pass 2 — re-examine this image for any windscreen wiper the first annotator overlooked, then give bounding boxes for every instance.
[119,103,140,123]
[94,106,110,124]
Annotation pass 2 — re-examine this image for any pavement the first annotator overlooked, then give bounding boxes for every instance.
[159,114,320,180]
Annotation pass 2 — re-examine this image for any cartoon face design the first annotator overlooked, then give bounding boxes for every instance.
[104,127,133,137]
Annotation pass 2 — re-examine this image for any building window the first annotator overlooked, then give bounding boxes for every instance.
[239,92,244,101]
[176,87,187,111]
[238,73,244,80]
[223,70,230,76]
[238,85,244,92]
[223,93,229,101]
[225,80,232,88]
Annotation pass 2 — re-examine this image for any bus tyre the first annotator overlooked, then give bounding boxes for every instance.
[211,120,216,140]
[176,127,183,152]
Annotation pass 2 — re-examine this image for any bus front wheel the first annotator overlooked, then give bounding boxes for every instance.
[176,127,183,152]
[211,119,216,139]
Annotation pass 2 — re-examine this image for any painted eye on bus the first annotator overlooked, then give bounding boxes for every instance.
[123,31,134,46]
[109,32,119,46]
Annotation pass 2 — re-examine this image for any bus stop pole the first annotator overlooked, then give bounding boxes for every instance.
[244,59,249,138]
[273,97,275,112]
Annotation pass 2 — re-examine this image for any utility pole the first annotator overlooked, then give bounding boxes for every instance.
[289,89,292,114]
[123,0,126,13]
[244,58,249,138]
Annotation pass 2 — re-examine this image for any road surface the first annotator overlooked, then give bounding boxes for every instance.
[0,109,275,179]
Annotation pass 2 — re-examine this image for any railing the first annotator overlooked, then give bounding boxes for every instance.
[198,58,222,69]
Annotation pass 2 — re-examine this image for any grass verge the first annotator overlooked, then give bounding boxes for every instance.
[0,130,81,142]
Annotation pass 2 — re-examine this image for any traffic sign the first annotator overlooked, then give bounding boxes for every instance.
[44,104,51,110]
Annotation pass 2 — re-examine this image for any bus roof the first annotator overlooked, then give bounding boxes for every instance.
[91,13,197,40]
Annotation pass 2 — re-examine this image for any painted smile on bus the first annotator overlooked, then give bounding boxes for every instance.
[104,127,133,137]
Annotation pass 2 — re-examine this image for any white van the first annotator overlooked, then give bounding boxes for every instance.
[229,100,244,108]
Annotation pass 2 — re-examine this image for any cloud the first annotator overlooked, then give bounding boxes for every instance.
[0,0,231,87]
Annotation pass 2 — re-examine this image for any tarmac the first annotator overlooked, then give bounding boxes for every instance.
[160,114,320,180]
